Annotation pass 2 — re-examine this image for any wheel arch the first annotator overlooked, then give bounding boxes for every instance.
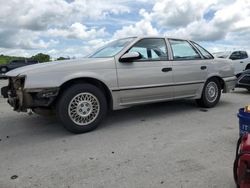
[58,77,113,110]
[245,64,250,70]
[206,76,225,91]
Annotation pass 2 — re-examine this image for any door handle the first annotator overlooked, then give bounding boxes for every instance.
[162,67,172,72]
[240,61,244,63]
[200,66,207,70]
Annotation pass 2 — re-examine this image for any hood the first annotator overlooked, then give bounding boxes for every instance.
[6,58,114,77]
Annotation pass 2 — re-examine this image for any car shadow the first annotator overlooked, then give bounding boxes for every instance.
[99,99,230,130]
[232,88,250,95]
[0,98,232,148]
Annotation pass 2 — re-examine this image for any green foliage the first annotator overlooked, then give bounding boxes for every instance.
[0,53,53,65]
[31,53,50,63]
[57,57,70,61]
[0,55,25,65]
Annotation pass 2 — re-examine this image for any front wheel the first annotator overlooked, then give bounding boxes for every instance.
[0,66,8,73]
[56,84,107,133]
[196,79,221,108]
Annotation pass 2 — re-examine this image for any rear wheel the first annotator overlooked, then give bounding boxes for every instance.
[196,78,221,108]
[56,83,107,133]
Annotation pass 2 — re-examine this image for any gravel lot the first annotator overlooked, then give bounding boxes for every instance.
[0,79,249,188]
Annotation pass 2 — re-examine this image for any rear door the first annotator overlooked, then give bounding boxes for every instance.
[168,39,209,98]
[116,38,174,105]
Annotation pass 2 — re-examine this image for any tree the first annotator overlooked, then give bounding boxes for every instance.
[31,53,50,63]
[57,56,70,61]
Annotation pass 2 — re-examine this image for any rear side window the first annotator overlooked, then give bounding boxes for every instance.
[169,39,201,60]
[128,38,168,61]
[191,42,213,59]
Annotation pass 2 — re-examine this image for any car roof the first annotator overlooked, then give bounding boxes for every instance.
[131,35,192,41]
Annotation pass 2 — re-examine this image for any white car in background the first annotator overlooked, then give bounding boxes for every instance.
[213,51,250,75]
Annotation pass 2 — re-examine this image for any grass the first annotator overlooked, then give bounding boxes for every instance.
[0,55,25,65]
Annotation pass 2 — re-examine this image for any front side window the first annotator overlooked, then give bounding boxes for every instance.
[169,39,201,60]
[128,38,168,61]
[90,37,135,58]
[191,42,213,59]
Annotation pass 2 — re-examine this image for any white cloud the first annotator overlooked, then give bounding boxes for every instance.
[0,48,31,57]
[153,0,250,42]
[150,0,216,28]
[113,9,158,39]
[0,0,130,51]
[0,0,130,31]
[47,22,107,40]
[113,19,158,38]
[0,29,53,49]
[0,0,250,57]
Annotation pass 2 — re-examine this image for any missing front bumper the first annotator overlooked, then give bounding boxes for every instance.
[1,84,59,112]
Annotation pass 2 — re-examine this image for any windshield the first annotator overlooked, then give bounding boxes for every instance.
[213,52,231,58]
[89,37,135,58]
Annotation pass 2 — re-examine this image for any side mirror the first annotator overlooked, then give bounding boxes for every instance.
[120,52,142,62]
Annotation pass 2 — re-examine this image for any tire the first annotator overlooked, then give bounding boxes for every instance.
[246,64,250,70]
[56,83,107,133]
[196,78,221,108]
[1,66,8,73]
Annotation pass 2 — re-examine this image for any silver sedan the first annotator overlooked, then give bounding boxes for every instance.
[1,36,236,133]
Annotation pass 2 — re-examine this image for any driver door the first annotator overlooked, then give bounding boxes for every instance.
[116,38,174,105]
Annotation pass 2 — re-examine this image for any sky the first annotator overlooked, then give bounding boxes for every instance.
[0,0,250,58]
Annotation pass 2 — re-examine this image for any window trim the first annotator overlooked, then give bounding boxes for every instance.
[190,41,214,60]
[168,39,202,61]
[120,38,169,62]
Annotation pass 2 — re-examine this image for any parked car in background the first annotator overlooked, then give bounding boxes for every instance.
[0,59,39,74]
[213,51,250,75]
[1,36,236,133]
[236,69,250,91]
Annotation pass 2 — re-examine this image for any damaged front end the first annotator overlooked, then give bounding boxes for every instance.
[1,77,59,112]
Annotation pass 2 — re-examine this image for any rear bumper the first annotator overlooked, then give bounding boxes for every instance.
[223,76,237,93]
